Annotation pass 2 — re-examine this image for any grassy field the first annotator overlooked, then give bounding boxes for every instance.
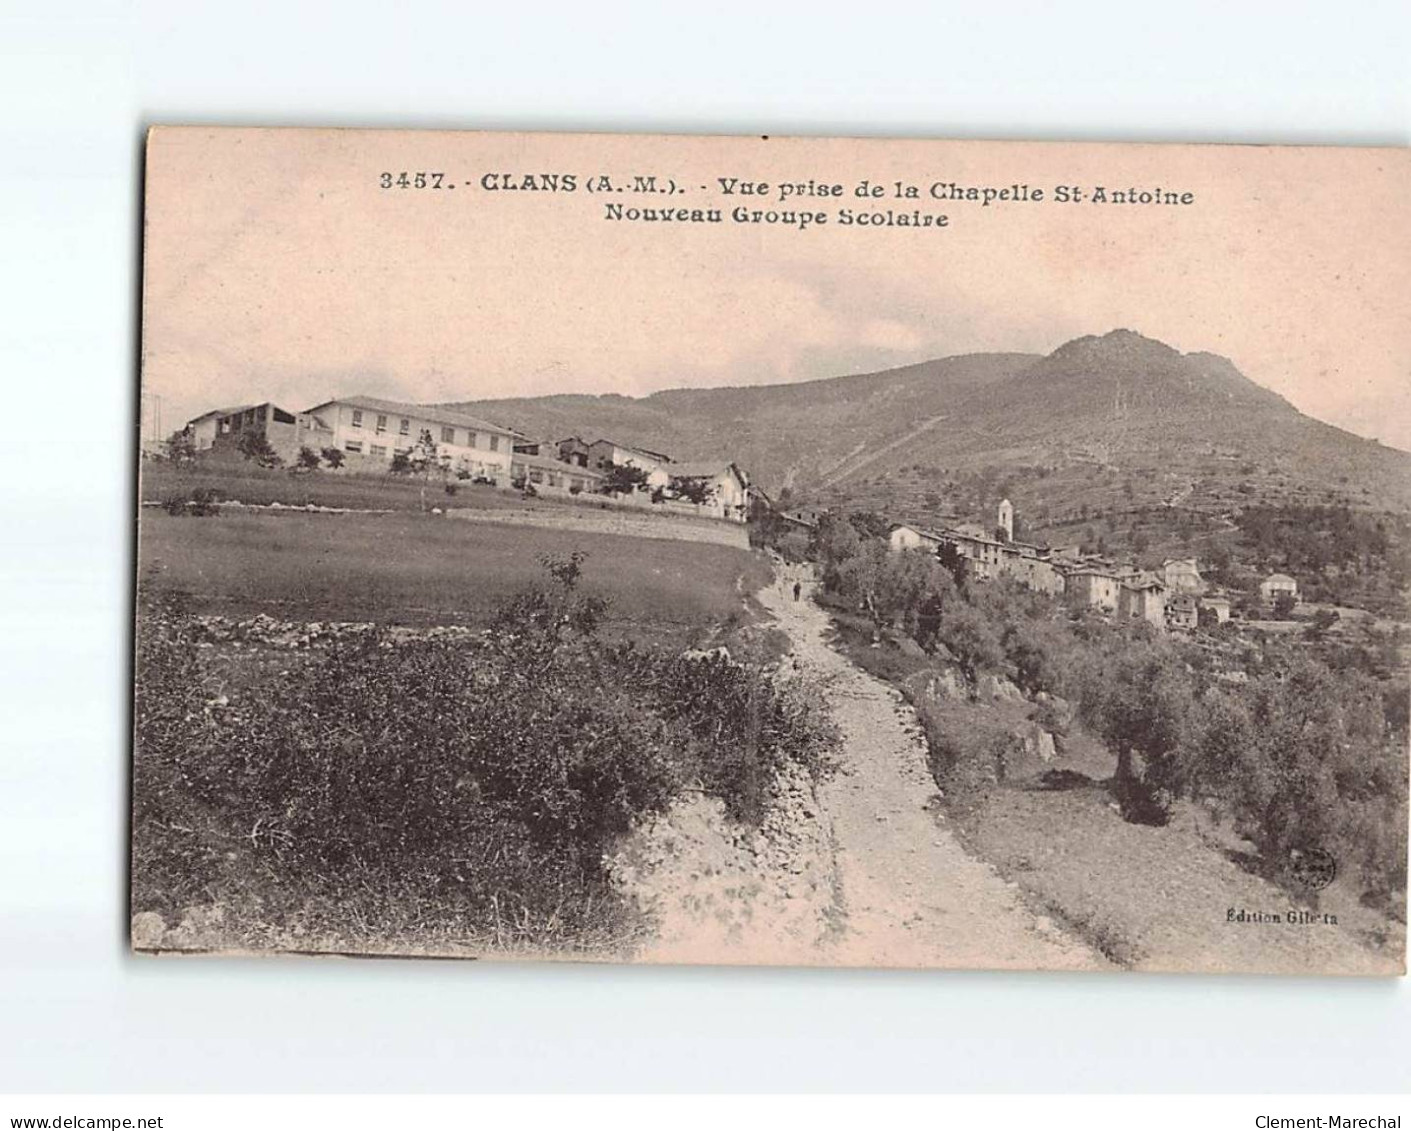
[138,508,771,644]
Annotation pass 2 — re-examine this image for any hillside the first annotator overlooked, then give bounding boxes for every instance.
[446,330,1411,530]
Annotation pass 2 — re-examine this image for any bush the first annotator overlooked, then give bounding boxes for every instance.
[162,487,222,516]
[237,431,282,468]
[131,552,837,949]
[320,447,346,469]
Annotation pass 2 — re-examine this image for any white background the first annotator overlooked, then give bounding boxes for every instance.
[2,0,1409,1094]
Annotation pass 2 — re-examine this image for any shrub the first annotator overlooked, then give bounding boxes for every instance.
[162,487,222,517]
[131,551,838,949]
[237,431,282,468]
[320,447,346,469]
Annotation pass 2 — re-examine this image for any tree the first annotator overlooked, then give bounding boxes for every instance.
[413,428,440,511]
[602,463,649,495]
[1084,644,1194,824]
[296,446,321,471]
[320,447,345,469]
[936,541,968,590]
[936,601,1006,681]
[1272,591,1297,620]
[669,476,711,505]
[236,430,281,468]
[389,451,413,475]
[1304,607,1339,640]
[847,510,891,540]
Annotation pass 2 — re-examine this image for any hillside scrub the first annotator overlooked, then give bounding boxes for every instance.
[811,520,1409,911]
[132,553,837,953]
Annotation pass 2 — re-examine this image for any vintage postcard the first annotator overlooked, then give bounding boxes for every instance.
[134,127,1409,974]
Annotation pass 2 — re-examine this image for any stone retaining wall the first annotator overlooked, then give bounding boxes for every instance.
[445,504,751,549]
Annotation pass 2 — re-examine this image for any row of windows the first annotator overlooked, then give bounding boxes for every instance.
[347,409,501,451]
[345,441,410,456]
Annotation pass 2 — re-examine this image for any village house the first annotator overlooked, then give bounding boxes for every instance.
[1166,592,1200,630]
[302,396,519,482]
[1005,552,1066,597]
[1118,575,1168,626]
[888,523,945,553]
[1200,594,1232,623]
[510,451,605,496]
[583,438,674,487]
[182,406,244,451]
[1161,557,1205,594]
[556,436,593,468]
[937,526,1007,580]
[1260,572,1299,603]
[207,402,334,465]
[1064,566,1124,613]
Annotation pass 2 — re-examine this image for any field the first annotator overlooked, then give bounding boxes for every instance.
[138,508,770,644]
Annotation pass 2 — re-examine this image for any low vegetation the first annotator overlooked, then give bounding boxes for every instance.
[802,512,1409,914]
[132,552,837,954]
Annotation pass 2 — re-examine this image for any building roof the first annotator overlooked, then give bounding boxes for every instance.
[1264,572,1297,584]
[589,438,674,463]
[306,395,522,438]
[188,405,252,425]
[667,460,745,483]
[511,452,604,476]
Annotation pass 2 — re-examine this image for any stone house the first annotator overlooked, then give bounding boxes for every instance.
[208,402,334,465]
[1118,575,1168,626]
[1161,557,1204,594]
[1167,592,1199,630]
[1260,572,1299,603]
[1199,594,1232,623]
[1064,567,1123,613]
[888,523,945,553]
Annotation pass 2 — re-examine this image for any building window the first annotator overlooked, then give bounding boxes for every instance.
[488,434,499,452]
[399,418,410,436]
[351,410,363,428]
[441,426,456,444]
[345,440,363,453]
[466,431,478,449]
[376,414,388,434]
[370,444,387,457]
[245,409,257,425]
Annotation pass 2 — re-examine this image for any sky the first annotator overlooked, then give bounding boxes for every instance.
[141,129,1411,452]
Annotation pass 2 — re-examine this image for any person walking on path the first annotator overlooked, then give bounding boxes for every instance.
[793,580,802,602]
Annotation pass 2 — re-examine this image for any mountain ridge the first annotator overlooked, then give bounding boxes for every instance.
[444,330,1411,517]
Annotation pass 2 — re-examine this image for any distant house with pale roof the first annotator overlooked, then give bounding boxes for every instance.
[1161,558,1204,594]
[1260,572,1299,602]
[666,461,750,522]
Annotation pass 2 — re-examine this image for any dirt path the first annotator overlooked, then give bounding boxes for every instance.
[614,564,1108,971]
[760,565,1107,971]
